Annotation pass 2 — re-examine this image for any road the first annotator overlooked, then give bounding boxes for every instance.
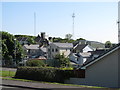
[2,79,84,89]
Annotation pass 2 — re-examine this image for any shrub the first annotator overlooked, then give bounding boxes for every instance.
[15,67,74,83]
[26,60,45,67]
[54,54,70,68]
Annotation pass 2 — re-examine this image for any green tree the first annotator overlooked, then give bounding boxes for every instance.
[54,54,70,68]
[27,37,35,44]
[76,38,85,41]
[105,41,112,48]
[65,34,72,40]
[1,31,24,66]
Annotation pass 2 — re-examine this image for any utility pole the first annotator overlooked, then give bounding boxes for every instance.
[117,20,120,43]
[34,12,36,36]
[14,38,16,67]
[72,13,75,40]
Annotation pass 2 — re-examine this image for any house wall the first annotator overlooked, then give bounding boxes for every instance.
[118,46,120,88]
[65,47,119,88]
[59,49,71,57]
[47,44,59,59]
[47,43,72,59]
[69,53,83,65]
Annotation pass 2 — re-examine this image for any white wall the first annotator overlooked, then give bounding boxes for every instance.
[47,43,71,59]
[59,49,71,57]
[47,43,59,59]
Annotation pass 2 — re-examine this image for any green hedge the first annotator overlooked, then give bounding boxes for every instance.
[15,67,74,83]
[26,60,45,67]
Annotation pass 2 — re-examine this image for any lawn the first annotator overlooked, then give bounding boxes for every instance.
[0,70,16,77]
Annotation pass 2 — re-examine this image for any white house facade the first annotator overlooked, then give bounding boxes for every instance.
[47,43,73,59]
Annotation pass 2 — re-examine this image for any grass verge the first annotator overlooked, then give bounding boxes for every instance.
[0,70,16,77]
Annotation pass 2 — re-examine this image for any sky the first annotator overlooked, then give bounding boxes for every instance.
[2,2,118,43]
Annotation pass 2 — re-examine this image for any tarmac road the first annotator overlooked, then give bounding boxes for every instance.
[2,79,83,89]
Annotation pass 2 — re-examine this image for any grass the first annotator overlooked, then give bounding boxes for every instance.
[0,70,16,77]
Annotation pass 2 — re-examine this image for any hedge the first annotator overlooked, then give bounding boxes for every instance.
[15,67,74,83]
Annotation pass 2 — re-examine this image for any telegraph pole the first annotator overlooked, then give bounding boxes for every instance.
[117,20,120,43]
[72,13,75,39]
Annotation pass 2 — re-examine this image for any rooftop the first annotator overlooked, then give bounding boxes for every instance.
[81,43,120,69]
[52,43,73,48]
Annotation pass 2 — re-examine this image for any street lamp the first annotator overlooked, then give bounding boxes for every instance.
[14,38,16,67]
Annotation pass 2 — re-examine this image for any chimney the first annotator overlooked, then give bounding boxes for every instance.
[41,32,45,39]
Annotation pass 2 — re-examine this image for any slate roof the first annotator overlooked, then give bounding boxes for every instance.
[17,37,28,41]
[73,44,94,53]
[88,49,106,55]
[24,44,47,53]
[80,52,91,57]
[24,44,40,50]
[74,44,88,51]
[53,43,73,48]
[81,43,120,69]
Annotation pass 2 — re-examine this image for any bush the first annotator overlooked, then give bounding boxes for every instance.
[26,60,45,67]
[15,67,74,83]
[54,54,70,68]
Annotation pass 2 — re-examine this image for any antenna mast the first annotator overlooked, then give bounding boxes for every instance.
[72,13,75,39]
[34,12,36,36]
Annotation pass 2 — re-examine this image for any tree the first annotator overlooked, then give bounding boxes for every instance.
[27,37,35,44]
[65,34,72,40]
[1,31,25,66]
[76,38,85,41]
[105,41,112,48]
[54,54,70,68]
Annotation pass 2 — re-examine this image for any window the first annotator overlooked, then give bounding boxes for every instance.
[48,49,50,52]
[56,49,58,52]
[52,49,54,52]
[28,49,30,54]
